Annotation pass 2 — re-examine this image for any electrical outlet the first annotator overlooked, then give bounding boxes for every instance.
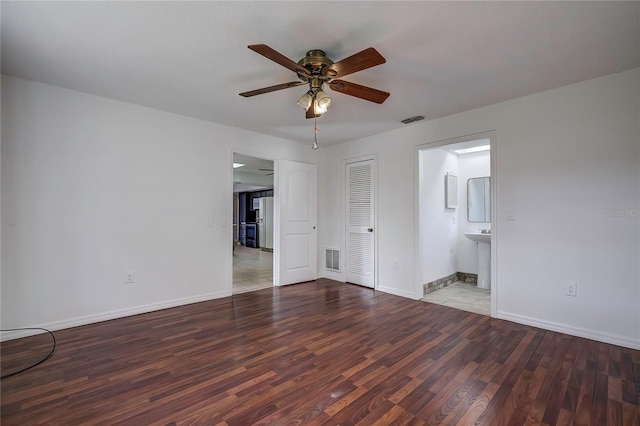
[125,271,135,284]
[392,262,398,270]
[565,282,577,297]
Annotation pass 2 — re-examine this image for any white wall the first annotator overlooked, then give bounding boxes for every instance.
[419,149,459,285]
[1,75,314,332]
[318,142,417,299]
[457,151,491,274]
[3,69,639,349]
[318,68,640,349]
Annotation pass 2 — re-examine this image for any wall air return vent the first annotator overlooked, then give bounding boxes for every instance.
[325,248,340,272]
[401,115,425,124]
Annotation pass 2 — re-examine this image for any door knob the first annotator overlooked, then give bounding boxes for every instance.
[367,228,373,232]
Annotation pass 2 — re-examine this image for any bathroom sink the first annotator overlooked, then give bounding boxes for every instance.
[464,232,491,244]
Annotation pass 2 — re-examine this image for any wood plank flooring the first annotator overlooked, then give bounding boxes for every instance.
[2,279,639,425]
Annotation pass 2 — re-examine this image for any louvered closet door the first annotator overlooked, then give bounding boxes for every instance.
[346,159,376,288]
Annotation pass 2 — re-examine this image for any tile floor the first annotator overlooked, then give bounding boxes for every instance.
[233,243,273,294]
[421,282,491,316]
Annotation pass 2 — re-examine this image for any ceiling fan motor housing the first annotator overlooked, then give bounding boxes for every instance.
[297,50,335,83]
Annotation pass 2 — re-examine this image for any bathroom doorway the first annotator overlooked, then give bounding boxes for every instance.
[416,132,496,316]
[232,153,274,294]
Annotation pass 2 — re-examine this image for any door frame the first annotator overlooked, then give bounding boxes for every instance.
[343,154,378,289]
[229,149,278,294]
[413,131,497,317]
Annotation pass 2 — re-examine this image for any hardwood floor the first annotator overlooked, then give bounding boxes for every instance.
[2,279,639,425]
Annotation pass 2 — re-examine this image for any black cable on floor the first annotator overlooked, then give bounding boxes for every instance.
[0,327,56,379]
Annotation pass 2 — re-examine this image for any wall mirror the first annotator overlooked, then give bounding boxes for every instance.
[467,177,490,222]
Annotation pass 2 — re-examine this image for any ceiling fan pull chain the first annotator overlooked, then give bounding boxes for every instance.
[313,117,319,150]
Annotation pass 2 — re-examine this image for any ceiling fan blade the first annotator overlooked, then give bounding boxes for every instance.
[239,81,305,97]
[328,80,390,104]
[248,44,310,76]
[323,47,386,78]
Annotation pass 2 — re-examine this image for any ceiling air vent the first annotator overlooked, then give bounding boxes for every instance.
[401,115,425,124]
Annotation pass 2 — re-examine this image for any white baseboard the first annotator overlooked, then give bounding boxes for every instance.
[320,270,344,282]
[498,311,640,350]
[377,285,420,300]
[317,274,418,300]
[1,290,231,341]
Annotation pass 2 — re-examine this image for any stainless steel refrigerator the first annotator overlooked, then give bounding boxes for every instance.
[257,197,274,251]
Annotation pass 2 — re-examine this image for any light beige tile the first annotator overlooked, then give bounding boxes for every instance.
[422,281,490,316]
[233,244,273,294]
[422,293,451,304]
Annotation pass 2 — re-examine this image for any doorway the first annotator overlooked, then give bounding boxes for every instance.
[232,153,274,294]
[416,132,496,316]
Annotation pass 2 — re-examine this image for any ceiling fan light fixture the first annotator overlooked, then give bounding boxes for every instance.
[314,102,327,114]
[296,91,313,110]
[315,90,331,110]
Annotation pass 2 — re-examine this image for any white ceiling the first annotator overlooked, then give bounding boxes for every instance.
[233,153,274,193]
[233,154,274,175]
[2,1,638,147]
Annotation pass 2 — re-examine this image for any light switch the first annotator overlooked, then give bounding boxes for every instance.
[506,208,516,221]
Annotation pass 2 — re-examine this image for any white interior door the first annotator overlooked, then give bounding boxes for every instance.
[276,160,317,285]
[346,159,376,288]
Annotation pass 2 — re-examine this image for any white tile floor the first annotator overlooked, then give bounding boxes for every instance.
[233,243,273,294]
[421,282,491,316]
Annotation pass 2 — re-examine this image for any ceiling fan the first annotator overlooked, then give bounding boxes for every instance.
[259,168,274,176]
[239,44,389,119]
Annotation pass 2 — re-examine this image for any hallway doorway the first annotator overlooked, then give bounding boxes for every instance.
[232,153,274,294]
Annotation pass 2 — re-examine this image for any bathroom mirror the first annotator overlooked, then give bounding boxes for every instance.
[468,177,491,222]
